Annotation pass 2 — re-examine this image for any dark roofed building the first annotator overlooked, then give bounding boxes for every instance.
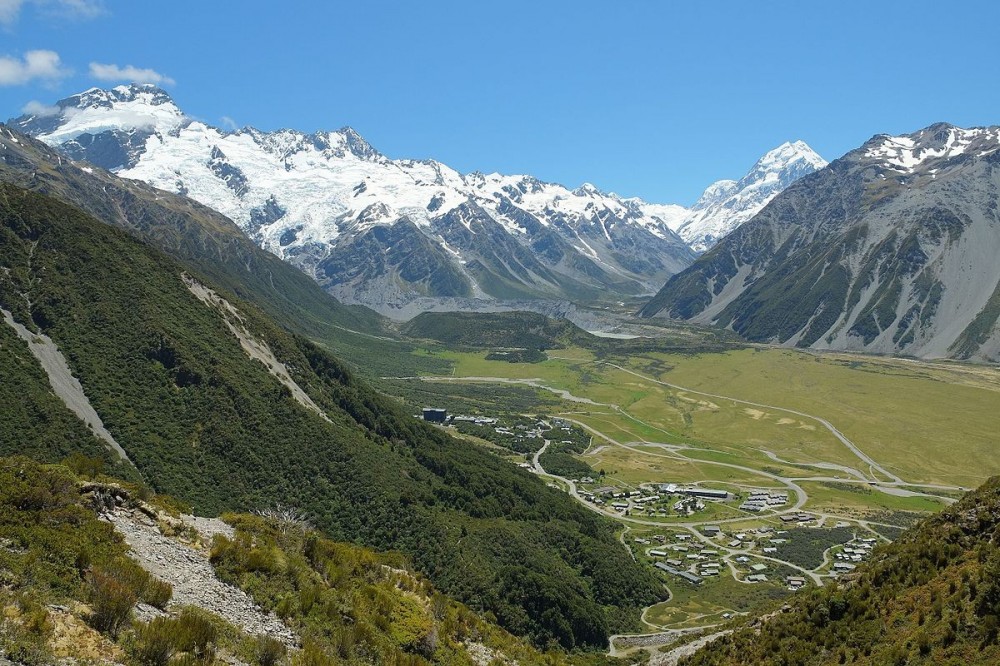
[422,408,447,423]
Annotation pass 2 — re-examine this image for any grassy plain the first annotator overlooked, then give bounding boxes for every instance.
[797,481,950,517]
[403,344,1000,631]
[430,346,1000,490]
[642,574,787,629]
[627,348,1000,487]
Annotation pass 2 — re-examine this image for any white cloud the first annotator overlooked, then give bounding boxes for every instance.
[21,99,60,116]
[0,0,23,26]
[43,0,104,19]
[220,116,238,130]
[0,0,104,26]
[89,62,175,86]
[0,49,69,86]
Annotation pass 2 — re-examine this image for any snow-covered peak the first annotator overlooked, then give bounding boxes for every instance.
[10,85,823,289]
[676,140,827,252]
[691,179,738,212]
[573,182,604,197]
[18,83,186,145]
[864,124,1000,174]
[736,140,828,191]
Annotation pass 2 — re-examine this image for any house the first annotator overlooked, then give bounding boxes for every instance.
[701,525,722,536]
[833,562,856,572]
[649,549,667,557]
[751,563,768,572]
[787,576,806,588]
[654,562,702,585]
[746,574,767,582]
[684,487,729,500]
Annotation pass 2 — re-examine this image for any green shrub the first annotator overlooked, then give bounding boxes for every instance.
[132,617,176,666]
[292,641,337,666]
[88,567,138,636]
[0,594,54,666]
[130,609,218,665]
[174,609,217,657]
[143,576,174,610]
[252,635,287,666]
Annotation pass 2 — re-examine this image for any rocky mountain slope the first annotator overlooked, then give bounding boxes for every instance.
[0,184,664,650]
[10,85,699,315]
[641,123,1000,361]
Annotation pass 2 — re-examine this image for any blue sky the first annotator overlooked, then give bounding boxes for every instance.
[1,0,998,205]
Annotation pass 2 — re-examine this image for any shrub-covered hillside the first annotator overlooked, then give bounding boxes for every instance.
[0,456,612,665]
[0,185,663,649]
[401,310,594,350]
[681,476,1000,665]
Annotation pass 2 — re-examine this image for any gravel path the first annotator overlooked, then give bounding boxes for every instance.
[106,508,296,647]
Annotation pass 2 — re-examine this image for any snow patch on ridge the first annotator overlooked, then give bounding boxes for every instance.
[865,126,1000,174]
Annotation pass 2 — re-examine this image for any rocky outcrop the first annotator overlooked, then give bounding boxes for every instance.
[102,505,297,648]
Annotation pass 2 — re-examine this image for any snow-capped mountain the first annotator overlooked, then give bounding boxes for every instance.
[12,85,703,314]
[641,123,1000,361]
[673,141,828,252]
[10,84,823,315]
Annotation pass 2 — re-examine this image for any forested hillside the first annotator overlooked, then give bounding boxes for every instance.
[0,185,663,649]
[401,310,593,350]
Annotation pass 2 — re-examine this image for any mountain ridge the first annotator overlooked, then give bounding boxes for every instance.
[11,84,821,317]
[640,122,1000,361]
